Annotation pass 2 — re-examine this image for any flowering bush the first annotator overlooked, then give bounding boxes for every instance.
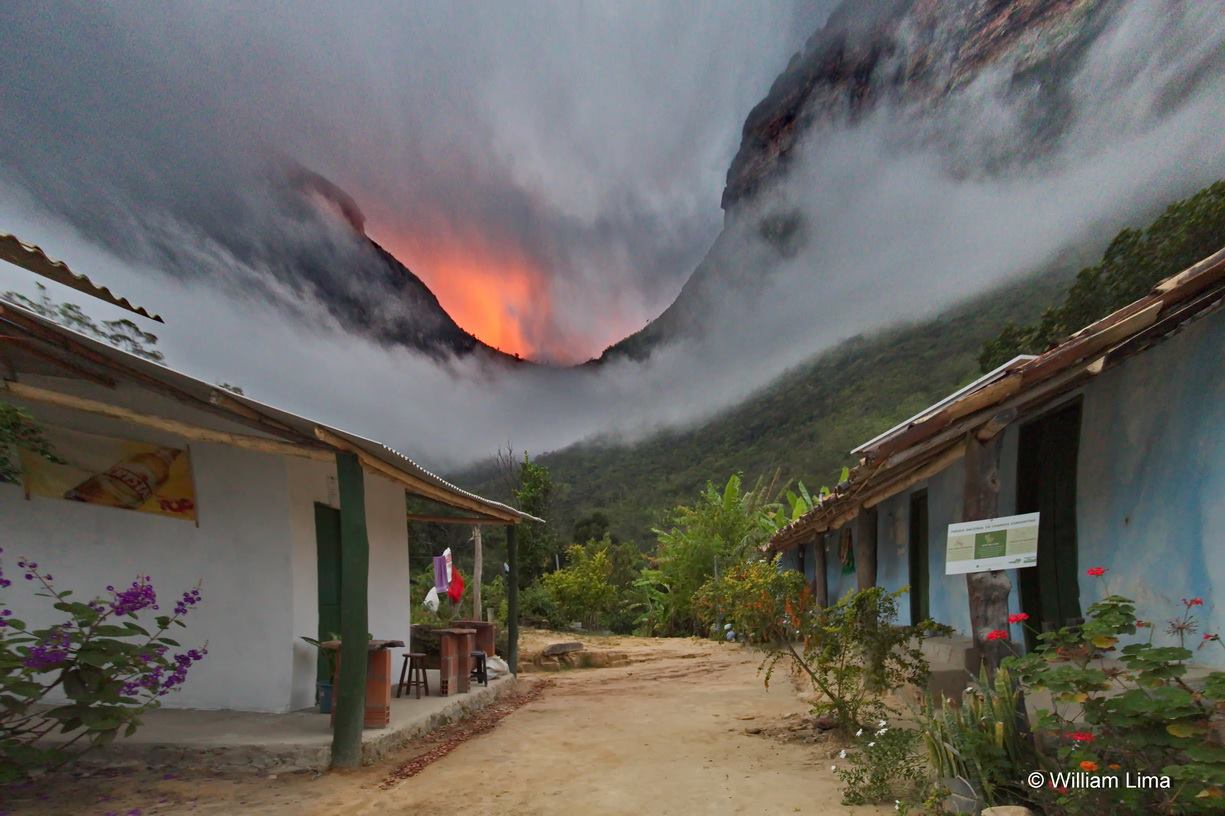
[0,551,206,780]
[834,721,925,806]
[1002,568,1225,814]
[692,556,805,644]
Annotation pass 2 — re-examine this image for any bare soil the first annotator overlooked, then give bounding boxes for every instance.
[2,634,890,815]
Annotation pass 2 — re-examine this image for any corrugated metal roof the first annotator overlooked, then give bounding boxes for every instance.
[770,244,1225,551]
[0,232,163,322]
[0,300,540,524]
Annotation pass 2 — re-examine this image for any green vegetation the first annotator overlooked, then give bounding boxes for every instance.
[458,267,1067,548]
[980,180,1225,371]
[0,403,62,484]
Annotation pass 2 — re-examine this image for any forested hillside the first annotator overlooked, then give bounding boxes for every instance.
[458,267,1069,546]
[457,180,1225,550]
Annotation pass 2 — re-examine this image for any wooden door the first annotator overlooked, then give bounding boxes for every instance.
[908,490,930,624]
[315,503,342,684]
[1016,402,1083,649]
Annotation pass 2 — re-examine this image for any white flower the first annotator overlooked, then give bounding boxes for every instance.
[878,719,887,728]
[838,749,847,759]
[895,801,901,812]
[868,741,876,748]
[830,765,837,772]
[855,728,864,737]
[964,686,974,694]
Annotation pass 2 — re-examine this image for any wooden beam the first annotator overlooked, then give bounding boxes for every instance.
[853,507,878,590]
[314,427,517,523]
[0,336,116,386]
[506,523,519,674]
[472,525,483,623]
[405,513,505,525]
[331,452,369,769]
[863,443,964,510]
[0,305,320,447]
[2,381,332,461]
[962,432,1012,673]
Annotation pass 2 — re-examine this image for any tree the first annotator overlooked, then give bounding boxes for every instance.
[512,452,560,587]
[3,284,164,362]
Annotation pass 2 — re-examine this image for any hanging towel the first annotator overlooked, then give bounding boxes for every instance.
[448,567,465,604]
[433,556,449,593]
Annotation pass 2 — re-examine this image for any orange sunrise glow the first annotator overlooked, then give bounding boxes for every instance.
[376,232,550,360]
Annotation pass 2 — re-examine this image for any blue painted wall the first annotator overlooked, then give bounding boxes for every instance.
[781,309,1224,666]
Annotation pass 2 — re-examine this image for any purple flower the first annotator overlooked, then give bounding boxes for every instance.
[23,627,72,671]
[110,577,157,616]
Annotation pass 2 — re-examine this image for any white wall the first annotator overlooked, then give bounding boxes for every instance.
[0,380,298,712]
[3,374,415,712]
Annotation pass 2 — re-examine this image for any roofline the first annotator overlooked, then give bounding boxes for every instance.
[0,232,163,322]
[769,243,1225,551]
[850,354,1037,455]
[0,299,541,524]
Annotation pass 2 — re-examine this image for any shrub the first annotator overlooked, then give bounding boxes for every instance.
[916,663,1037,809]
[835,723,926,806]
[540,544,617,630]
[519,581,565,629]
[0,554,206,780]
[1002,573,1225,814]
[692,556,804,643]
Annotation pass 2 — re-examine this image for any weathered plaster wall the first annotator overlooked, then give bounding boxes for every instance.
[1076,312,1225,667]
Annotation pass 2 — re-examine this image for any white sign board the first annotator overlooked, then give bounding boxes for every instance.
[945,512,1040,575]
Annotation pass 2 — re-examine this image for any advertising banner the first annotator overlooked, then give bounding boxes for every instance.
[19,425,197,521]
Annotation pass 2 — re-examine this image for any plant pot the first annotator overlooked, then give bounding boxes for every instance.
[317,681,334,714]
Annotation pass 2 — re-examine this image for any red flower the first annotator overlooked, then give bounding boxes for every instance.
[1086,567,1107,577]
[1067,731,1095,743]
[1008,612,1030,624]
[1204,633,1219,641]
[1184,597,1204,607]
[1136,620,1150,628]
[986,629,1009,641]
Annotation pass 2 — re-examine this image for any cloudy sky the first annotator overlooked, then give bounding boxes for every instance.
[2,1,1224,472]
[0,1,826,362]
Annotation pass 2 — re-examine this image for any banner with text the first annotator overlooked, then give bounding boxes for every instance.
[945,512,1039,575]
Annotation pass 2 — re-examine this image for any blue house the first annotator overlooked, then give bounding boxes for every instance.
[769,247,1225,669]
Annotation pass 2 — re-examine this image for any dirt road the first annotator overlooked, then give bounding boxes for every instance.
[5,636,890,815]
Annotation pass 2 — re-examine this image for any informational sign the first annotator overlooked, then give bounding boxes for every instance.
[19,425,197,521]
[945,512,1039,575]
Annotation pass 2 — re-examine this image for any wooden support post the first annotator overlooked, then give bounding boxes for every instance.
[962,432,1013,673]
[506,523,519,674]
[472,525,483,621]
[854,507,877,591]
[331,452,369,769]
[812,534,828,607]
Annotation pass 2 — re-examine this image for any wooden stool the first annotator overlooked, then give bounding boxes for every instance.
[470,650,488,687]
[396,652,429,699]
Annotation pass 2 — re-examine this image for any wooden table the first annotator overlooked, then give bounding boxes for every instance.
[324,639,406,729]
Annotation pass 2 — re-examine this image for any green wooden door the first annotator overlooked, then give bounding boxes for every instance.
[908,490,930,624]
[315,503,342,684]
[1016,402,1083,650]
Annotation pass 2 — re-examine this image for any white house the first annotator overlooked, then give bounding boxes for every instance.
[0,252,534,749]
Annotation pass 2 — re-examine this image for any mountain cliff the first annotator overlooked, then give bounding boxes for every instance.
[599,0,1111,362]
